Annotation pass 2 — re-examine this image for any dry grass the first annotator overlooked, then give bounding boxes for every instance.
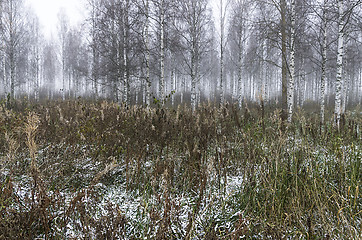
[0,99,360,239]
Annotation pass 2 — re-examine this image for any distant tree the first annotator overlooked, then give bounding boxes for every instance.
[175,0,212,111]
[228,0,252,108]
[42,41,58,99]
[1,0,26,98]
[218,0,231,105]
[88,0,101,98]
[57,9,69,100]
[66,27,89,98]
[26,13,42,100]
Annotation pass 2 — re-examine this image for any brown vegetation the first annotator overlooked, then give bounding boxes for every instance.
[0,99,361,239]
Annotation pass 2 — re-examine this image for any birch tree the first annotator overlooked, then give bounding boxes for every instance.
[176,0,211,111]
[257,0,289,122]
[320,0,328,125]
[228,0,251,108]
[143,0,151,106]
[89,0,100,98]
[42,41,57,99]
[29,16,41,100]
[334,0,345,129]
[2,0,26,99]
[280,0,288,123]
[287,0,296,123]
[158,0,166,102]
[218,0,230,105]
[334,0,361,128]
[122,0,130,105]
[58,9,69,100]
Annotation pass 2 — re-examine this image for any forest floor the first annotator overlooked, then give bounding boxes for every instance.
[0,99,361,239]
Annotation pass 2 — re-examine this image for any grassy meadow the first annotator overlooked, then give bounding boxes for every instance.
[0,99,360,239]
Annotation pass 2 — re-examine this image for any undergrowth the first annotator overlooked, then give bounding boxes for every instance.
[0,99,361,239]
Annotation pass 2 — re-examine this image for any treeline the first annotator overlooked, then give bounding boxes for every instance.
[0,0,361,121]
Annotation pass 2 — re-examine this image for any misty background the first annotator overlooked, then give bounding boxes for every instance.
[1,0,361,112]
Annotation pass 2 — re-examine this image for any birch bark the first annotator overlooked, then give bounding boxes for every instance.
[159,0,165,103]
[91,0,99,98]
[123,0,129,105]
[334,0,344,129]
[145,0,151,106]
[320,0,328,125]
[287,0,296,123]
[281,0,288,122]
[220,0,224,105]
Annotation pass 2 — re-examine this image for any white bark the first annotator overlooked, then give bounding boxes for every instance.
[58,11,68,100]
[159,0,165,103]
[236,2,245,109]
[145,0,151,106]
[91,0,98,98]
[190,2,200,111]
[320,0,328,124]
[123,0,129,105]
[34,19,40,101]
[220,0,225,105]
[191,54,197,111]
[281,0,288,121]
[287,0,296,123]
[7,0,16,98]
[334,0,344,129]
[261,39,267,101]
[342,74,349,113]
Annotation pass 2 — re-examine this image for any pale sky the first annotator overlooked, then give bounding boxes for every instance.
[25,0,221,39]
[25,0,87,39]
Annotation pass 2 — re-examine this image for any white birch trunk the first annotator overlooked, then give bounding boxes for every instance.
[287,0,296,123]
[320,0,327,124]
[334,0,344,129]
[91,0,98,99]
[123,0,129,105]
[190,8,199,111]
[159,0,165,103]
[191,57,197,111]
[35,28,40,101]
[238,33,243,108]
[220,0,225,105]
[62,48,65,100]
[262,39,267,101]
[145,0,151,106]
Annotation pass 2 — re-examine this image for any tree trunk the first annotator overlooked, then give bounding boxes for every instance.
[238,24,243,109]
[287,0,296,123]
[191,54,197,111]
[281,0,288,123]
[91,0,99,99]
[159,0,165,103]
[171,68,175,106]
[320,0,328,125]
[145,0,151,106]
[220,0,224,105]
[334,0,344,129]
[123,0,129,105]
